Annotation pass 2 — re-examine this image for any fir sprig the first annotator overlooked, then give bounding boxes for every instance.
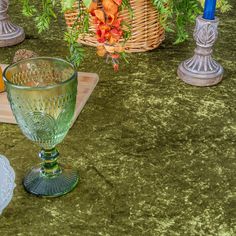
[35,0,57,33]
[21,0,37,16]
[64,1,90,67]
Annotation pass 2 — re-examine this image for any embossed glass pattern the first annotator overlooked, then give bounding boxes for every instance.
[3,57,79,197]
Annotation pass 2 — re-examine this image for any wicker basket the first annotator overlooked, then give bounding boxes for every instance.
[64,0,165,53]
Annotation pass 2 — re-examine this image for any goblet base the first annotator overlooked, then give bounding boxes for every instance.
[23,165,79,197]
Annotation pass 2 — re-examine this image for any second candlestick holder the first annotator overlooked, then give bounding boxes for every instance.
[178,15,224,87]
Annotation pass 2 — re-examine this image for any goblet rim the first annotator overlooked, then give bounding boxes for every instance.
[3,57,77,90]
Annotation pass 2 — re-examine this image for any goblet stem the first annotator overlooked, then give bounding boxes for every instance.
[39,148,62,178]
[23,147,79,197]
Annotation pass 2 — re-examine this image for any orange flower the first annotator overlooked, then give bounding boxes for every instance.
[96,23,111,43]
[104,32,111,39]
[97,45,107,57]
[113,63,119,71]
[107,14,116,25]
[0,67,5,93]
[111,54,120,59]
[109,36,117,44]
[109,28,123,43]
[96,30,106,43]
[112,18,122,28]
[98,23,110,31]
[94,9,105,23]
[88,0,124,71]
[102,0,118,16]
[112,0,122,6]
[88,1,98,16]
[110,28,123,37]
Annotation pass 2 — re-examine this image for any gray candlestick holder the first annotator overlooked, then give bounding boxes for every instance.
[178,15,224,87]
[0,0,25,47]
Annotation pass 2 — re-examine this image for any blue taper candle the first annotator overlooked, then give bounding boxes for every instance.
[203,0,217,20]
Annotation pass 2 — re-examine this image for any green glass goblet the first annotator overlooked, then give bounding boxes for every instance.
[3,57,79,197]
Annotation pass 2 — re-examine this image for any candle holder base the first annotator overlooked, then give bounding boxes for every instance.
[178,59,223,87]
[0,0,25,47]
[0,27,25,48]
[177,15,224,87]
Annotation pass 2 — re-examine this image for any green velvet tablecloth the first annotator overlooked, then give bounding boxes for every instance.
[0,1,235,235]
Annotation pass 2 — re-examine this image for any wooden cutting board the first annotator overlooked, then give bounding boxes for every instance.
[0,64,99,125]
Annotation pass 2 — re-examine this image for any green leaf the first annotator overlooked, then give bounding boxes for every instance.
[82,0,92,8]
[61,0,77,11]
